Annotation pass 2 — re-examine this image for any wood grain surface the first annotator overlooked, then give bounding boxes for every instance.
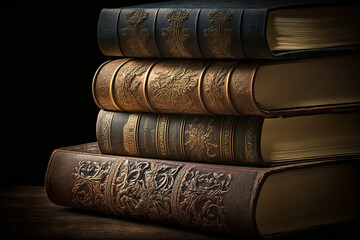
[0,186,359,239]
[0,186,223,239]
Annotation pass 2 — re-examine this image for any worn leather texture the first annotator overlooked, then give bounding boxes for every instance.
[45,143,352,238]
[92,58,360,117]
[97,0,360,59]
[96,110,264,166]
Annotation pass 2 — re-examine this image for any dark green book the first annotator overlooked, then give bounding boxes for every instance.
[98,0,360,59]
[96,110,360,166]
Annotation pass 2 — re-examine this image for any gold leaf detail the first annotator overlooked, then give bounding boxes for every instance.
[98,111,114,153]
[204,63,231,112]
[123,114,141,156]
[117,62,149,111]
[220,116,236,164]
[204,10,233,58]
[123,10,152,57]
[162,10,192,58]
[149,62,202,113]
[245,117,261,163]
[156,114,171,159]
[185,117,218,162]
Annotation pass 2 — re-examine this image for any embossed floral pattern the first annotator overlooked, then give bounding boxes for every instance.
[72,159,232,231]
[123,10,152,57]
[72,160,112,209]
[177,169,231,230]
[112,160,180,220]
[204,10,233,58]
[184,117,218,162]
[162,10,192,57]
[150,62,202,113]
[117,62,149,111]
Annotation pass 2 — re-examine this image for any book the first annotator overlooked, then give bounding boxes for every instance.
[45,143,359,239]
[96,110,360,166]
[98,0,360,59]
[92,54,360,117]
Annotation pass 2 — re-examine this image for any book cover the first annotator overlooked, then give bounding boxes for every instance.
[96,110,360,166]
[98,0,360,59]
[92,55,360,117]
[45,143,359,239]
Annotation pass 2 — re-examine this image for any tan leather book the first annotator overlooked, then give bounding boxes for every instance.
[97,110,360,166]
[45,143,359,239]
[92,54,360,117]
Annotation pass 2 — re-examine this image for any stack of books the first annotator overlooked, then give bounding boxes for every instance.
[45,0,360,238]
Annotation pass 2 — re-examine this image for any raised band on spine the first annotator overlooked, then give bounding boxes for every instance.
[198,61,214,115]
[195,9,204,58]
[153,9,163,57]
[179,115,187,161]
[143,59,159,113]
[109,58,134,111]
[225,63,242,115]
[116,9,124,57]
[92,60,112,109]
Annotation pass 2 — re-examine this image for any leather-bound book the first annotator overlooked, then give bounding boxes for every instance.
[45,143,359,239]
[98,0,360,59]
[92,54,360,117]
[96,110,360,166]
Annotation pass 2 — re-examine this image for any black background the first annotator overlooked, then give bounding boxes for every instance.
[3,0,163,186]
[2,2,360,239]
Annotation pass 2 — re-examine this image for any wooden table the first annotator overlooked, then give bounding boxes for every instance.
[0,186,359,239]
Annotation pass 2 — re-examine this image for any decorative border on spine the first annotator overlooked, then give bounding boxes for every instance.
[123,113,142,156]
[179,115,188,161]
[156,114,171,159]
[244,117,263,163]
[220,116,236,164]
[98,110,115,153]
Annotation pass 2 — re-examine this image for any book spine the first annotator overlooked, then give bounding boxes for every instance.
[242,9,273,59]
[97,9,123,56]
[98,8,272,59]
[96,110,265,166]
[92,58,266,116]
[45,146,264,238]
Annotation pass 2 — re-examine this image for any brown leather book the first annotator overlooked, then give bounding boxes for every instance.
[92,54,360,117]
[45,143,359,239]
[97,110,360,166]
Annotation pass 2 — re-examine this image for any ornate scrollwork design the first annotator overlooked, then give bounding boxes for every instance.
[112,160,181,220]
[72,160,112,209]
[176,169,232,231]
[72,159,232,231]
